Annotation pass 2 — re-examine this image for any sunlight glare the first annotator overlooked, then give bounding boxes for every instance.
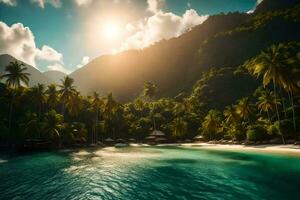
[103,22,120,39]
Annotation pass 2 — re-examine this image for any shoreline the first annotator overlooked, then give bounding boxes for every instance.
[2,143,300,157]
[130,143,300,156]
[169,143,300,156]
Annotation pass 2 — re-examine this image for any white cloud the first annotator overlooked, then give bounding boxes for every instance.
[0,0,17,6]
[147,0,165,13]
[36,45,63,63]
[76,56,90,68]
[125,23,135,32]
[0,21,63,68]
[47,63,70,74]
[74,0,93,7]
[120,9,208,51]
[30,0,62,8]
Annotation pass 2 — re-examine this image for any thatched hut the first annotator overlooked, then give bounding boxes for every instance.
[145,130,167,144]
[104,138,115,145]
[150,130,166,137]
[193,135,204,142]
[128,138,136,143]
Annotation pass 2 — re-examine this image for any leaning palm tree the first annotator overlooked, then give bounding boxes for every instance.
[58,76,77,117]
[245,44,289,122]
[1,61,30,131]
[257,90,278,122]
[236,97,254,122]
[223,105,240,125]
[29,84,46,119]
[281,68,299,131]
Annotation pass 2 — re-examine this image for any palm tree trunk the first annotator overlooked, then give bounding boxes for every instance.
[273,80,280,122]
[8,101,13,133]
[267,110,270,122]
[288,91,296,132]
[273,79,285,144]
[62,104,66,119]
[152,115,156,130]
[95,110,98,143]
[281,96,287,119]
[8,92,15,136]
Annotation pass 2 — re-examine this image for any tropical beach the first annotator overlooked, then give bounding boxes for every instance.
[1,0,300,199]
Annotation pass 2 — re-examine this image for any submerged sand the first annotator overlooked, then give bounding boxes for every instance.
[181,143,300,156]
[130,143,300,156]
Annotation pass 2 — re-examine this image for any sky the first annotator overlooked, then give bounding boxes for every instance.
[0,0,259,74]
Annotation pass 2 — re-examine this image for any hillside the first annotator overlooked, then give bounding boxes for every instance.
[69,0,300,101]
[70,12,250,100]
[0,54,51,87]
[43,70,66,84]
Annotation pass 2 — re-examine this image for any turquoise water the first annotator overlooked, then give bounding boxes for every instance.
[1,147,300,200]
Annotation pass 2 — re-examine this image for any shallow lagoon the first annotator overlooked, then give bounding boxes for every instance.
[1,146,300,200]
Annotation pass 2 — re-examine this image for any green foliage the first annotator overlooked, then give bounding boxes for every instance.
[246,125,268,141]
[1,3,300,149]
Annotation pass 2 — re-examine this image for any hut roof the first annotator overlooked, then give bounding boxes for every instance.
[116,138,125,142]
[105,138,114,142]
[150,130,165,136]
[145,136,156,140]
[193,135,204,139]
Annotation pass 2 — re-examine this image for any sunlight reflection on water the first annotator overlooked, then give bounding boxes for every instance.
[1,147,300,200]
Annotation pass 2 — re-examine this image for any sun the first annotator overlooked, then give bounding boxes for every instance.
[103,22,120,39]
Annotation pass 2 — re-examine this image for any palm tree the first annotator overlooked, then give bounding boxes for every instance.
[29,84,46,119]
[281,70,299,132]
[58,76,77,117]
[202,110,221,141]
[43,110,64,146]
[1,61,30,88]
[1,61,30,132]
[257,90,278,121]
[245,44,292,122]
[91,92,103,143]
[20,112,40,139]
[67,91,82,117]
[236,97,254,122]
[103,93,118,139]
[143,82,157,130]
[46,84,58,110]
[170,117,187,139]
[223,105,240,125]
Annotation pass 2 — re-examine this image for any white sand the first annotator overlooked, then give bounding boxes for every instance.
[128,143,300,156]
[181,143,300,156]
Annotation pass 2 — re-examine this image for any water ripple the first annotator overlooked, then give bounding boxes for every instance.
[1,147,300,200]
